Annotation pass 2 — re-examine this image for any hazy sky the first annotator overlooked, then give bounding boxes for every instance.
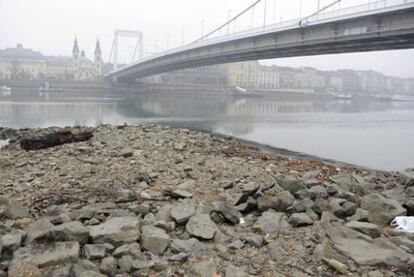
[1,0,413,78]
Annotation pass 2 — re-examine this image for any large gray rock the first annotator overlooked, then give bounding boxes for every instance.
[257,191,294,213]
[187,260,217,277]
[25,219,62,244]
[225,265,250,277]
[361,194,406,225]
[289,213,313,227]
[170,238,213,256]
[325,225,413,268]
[84,244,107,259]
[213,201,241,224]
[171,202,196,225]
[113,242,143,258]
[55,221,90,244]
[0,196,31,219]
[1,230,24,251]
[12,241,80,267]
[141,225,170,254]
[100,256,117,275]
[186,214,217,240]
[253,211,290,234]
[276,175,304,194]
[89,217,140,246]
[345,221,381,238]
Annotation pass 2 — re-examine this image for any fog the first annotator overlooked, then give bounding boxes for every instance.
[1,0,414,77]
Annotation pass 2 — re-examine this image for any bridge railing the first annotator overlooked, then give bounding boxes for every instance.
[114,0,414,73]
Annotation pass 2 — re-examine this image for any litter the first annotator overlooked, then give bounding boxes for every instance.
[391,216,414,233]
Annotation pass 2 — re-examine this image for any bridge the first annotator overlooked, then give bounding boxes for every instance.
[108,0,414,82]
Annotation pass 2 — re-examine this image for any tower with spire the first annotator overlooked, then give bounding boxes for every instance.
[72,37,80,59]
[94,39,103,76]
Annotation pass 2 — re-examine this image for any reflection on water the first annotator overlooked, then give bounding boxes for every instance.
[1,90,414,171]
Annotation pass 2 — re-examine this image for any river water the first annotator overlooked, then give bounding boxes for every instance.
[1,89,414,171]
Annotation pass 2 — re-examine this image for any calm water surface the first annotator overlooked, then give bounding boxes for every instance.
[1,90,414,171]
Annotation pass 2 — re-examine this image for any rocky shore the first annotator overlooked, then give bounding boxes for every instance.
[0,124,413,277]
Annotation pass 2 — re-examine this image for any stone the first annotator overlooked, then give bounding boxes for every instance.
[293,198,313,213]
[78,271,106,277]
[236,197,257,214]
[276,175,304,194]
[100,256,117,275]
[289,213,313,227]
[345,221,381,238]
[234,182,260,205]
[25,219,62,244]
[256,195,278,212]
[244,234,264,248]
[186,214,217,240]
[7,261,41,277]
[253,211,288,234]
[0,196,31,219]
[1,230,23,251]
[187,260,217,277]
[405,199,414,216]
[170,238,213,256]
[84,244,107,259]
[113,242,143,258]
[361,193,406,225]
[171,202,196,225]
[225,265,250,277]
[274,191,295,212]
[267,241,287,263]
[55,221,90,244]
[89,216,140,246]
[347,208,369,222]
[12,241,80,267]
[118,255,134,273]
[213,201,241,224]
[141,225,171,254]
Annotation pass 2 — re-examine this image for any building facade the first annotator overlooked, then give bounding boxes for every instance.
[0,38,103,81]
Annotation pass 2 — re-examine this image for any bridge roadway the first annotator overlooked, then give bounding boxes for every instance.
[109,0,414,81]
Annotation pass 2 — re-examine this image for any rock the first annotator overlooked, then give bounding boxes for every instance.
[170,190,193,199]
[0,196,31,219]
[7,261,41,277]
[267,241,287,263]
[187,260,217,277]
[170,238,213,256]
[312,197,331,215]
[347,208,369,222]
[225,265,250,277]
[236,197,257,214]
[186,214,217,240]
[324,225,413,268]
[244,234,264,248]
[253,211,289,234]
[173,141,186,151]
[289,213,313,227]
[113,242,143,258]
[213,201,241,224]
[89,217,140,246]
[1,230,23,251]
[78,271,106,277]
[345,221,381,238]
[404,199,414,216]
[276,175,304,194]
[141,225,170,254]
[234,182,260,205]
[293,198,313,213]
[12,241,80,267]
[55,221,90,244]
[118,255,134,273]
[361,193,406,225]
[25,219,62,244]
[100,256,117,275]
[257,191,295,213]
[84,244,107,259]
[171,202,196,225]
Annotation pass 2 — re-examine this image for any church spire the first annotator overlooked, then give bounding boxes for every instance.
[72,36,80,58]
[94,39,102,62]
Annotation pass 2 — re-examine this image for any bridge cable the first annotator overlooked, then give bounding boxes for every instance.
[193,0,264,43]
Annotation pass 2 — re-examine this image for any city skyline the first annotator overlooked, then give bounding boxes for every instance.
[1,0,414,78]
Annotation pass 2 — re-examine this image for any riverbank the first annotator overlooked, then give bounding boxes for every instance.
[0,125,413,276]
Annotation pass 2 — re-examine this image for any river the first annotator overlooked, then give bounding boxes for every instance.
[1,89,414,171]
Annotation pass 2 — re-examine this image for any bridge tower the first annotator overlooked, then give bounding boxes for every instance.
[108,29,144,71]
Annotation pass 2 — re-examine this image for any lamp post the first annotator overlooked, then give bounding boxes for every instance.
[263,0,267,29]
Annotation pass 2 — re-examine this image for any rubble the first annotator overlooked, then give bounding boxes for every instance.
[0,124,413,276]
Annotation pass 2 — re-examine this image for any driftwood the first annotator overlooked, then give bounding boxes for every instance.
[20,130,93,151]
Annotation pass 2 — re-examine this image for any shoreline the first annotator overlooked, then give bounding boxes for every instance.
[0,124,413,276]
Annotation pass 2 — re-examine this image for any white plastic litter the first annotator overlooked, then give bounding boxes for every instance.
[391,216,414,233]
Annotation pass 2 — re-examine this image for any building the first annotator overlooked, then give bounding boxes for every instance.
[0,38,103,81]
[258,65,280,88]
[224,61,259,88]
